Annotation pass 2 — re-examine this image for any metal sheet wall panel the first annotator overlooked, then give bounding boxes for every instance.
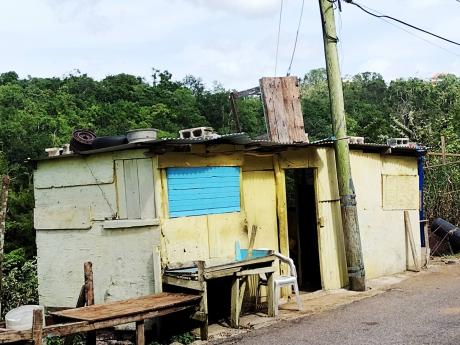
[167,167,241,217]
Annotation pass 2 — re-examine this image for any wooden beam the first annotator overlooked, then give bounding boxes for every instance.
[162,275,205,291]
[32,309,43,345]
[404,211,420,272]
[63,285,86,345]
[135,321,144,345]
[0,330,33,343]
[230,277,240,328]
[44,306,194,337]
[84,262,95,345]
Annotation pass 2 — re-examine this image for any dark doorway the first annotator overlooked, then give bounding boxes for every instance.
[285,168,322,291]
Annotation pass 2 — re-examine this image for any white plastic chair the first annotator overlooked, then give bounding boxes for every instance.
[256,252,302,316]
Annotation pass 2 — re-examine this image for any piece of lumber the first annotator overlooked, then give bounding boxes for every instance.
[203,267,241,280]
[45,306,194,337]
[84,262,94,306]
[236,267,275,277]
[238,277,247,314]
[404,211,420,272]
[259,77,306,144]
[32,309,43,345]
[266,272,275,317]
[247,225,258,259]
[136,321,144,345]
[162,275,205,291]
[0,330,33,343]
[84,262,95,345]
[195,261,208,341]
[51,293,201,322]
[230,277,240,328]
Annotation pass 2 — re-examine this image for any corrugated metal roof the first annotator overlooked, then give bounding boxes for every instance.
[36,133,426,161]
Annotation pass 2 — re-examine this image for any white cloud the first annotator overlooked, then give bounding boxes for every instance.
[187,0,280,17]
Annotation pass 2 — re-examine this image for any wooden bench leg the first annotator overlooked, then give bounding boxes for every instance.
[230,277,241,328]
[136,320,145,345]
[32,309,43,345]
[266,272,275,317]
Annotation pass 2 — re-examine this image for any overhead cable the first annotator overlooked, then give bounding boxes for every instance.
[344,0,460,47]
[274,0,284,76]
[287,0,305,76]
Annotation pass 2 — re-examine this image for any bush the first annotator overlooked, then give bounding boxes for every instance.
[1,248,38,317]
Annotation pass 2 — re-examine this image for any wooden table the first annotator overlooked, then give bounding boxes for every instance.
[163,255,276,336]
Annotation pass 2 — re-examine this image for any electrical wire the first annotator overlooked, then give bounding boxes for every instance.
[358,3,460,59]
[345,0,460,46]
[274,0,284,76]
[286,0,305,76]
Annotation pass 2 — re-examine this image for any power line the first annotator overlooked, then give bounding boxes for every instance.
[344,0,460,47]
[358,3,460,59]
[274,0,284,76]
[286,0,305,76]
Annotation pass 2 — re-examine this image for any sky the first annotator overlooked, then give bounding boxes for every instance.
[1,0,460,89]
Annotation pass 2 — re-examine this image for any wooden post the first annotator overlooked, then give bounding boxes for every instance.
[229,92,242,133]
[266,271,275,317]
[195,261,208,340]
[404,211,420,272]
[441,135,446,165]
[32,308,43,345]
[319,0,365,291]
[230,277,240,328]
[0,175,10,316]
[136,321,145,345]
[152,245,162,293]
[84,262,96,345]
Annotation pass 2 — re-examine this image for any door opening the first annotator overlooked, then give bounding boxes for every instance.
[285,168,321,291]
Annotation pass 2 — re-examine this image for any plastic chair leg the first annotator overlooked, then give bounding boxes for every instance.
[293,282,302,311]
[274,284,279,316]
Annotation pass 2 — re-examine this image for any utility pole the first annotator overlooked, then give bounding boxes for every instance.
[318,0,366,291]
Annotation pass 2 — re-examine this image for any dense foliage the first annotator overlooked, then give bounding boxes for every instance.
[0,68,459,313]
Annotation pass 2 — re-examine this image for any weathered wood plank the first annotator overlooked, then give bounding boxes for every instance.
[51,293,201,322]
[124,159,141,219]
[32,309,43,345]
[45,306,193,337]
[115,160,127,219]
[162,276,204,291]
[136,321,144,345]
[236,267,275,276]
[259,77,306,144]
[230,277,240,327]
[0,330,33,343]
[137,159,155,219]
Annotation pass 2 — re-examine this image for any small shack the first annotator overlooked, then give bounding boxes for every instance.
[33,135,424,307]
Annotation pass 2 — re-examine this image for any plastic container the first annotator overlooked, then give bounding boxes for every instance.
[5,305,44,331]
[126,129,158,143]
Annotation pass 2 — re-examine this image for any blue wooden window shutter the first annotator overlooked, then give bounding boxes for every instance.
[167,167,241,218]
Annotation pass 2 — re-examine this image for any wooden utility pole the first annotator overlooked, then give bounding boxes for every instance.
[318,0,366,291]
[0,175,10,315]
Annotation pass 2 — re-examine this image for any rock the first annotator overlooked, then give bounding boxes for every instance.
[169,342,183,345]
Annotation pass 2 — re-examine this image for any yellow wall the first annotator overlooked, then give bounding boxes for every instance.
[158,151,279,266]
[34,144,422,307]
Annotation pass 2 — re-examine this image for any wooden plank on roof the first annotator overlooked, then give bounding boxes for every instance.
[259,76,306,144]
